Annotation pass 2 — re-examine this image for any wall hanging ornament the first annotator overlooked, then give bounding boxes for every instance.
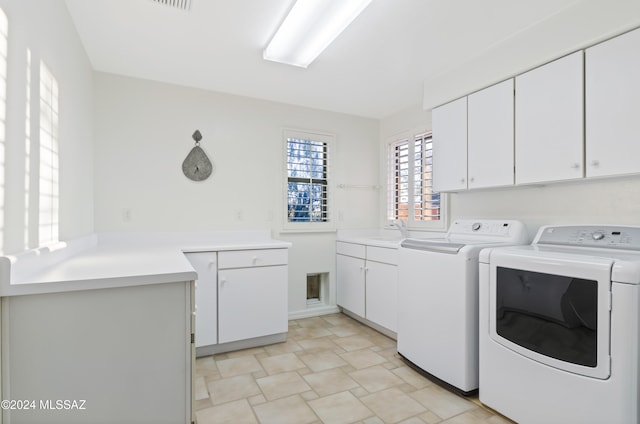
[182,129,213,181]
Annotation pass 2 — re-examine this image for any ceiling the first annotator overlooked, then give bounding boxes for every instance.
[64,0,640,119]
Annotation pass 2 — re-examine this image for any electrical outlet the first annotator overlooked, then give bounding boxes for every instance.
[235,210,243,221]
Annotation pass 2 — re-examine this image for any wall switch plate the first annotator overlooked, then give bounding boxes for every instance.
[122,208,132,222]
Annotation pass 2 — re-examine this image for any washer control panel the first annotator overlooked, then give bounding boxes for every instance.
[536,225,640,250]
[448,220,524,238]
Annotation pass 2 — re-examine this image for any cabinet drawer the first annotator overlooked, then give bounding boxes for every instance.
[336,241,366,258]
[218,249,288,269]
[366,246,398,265]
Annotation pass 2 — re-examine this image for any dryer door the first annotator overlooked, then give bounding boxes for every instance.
[488,250,612,379]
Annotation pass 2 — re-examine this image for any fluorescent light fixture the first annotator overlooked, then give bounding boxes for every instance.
[263,0,373,68]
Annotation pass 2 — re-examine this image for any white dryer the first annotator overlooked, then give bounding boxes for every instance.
[397,219,528,394]
[479,225,640,423]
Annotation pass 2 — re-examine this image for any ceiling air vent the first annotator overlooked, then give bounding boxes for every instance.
[151,0,192,11]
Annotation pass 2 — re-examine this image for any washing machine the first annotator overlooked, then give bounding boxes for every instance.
[479,225,640,424]
[397,219,528,395]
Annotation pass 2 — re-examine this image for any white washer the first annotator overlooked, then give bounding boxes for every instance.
[479,225,640,424]
[397,219,528,394]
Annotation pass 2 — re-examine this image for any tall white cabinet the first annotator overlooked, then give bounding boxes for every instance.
[586,28,640,178]
[515,51,584,184]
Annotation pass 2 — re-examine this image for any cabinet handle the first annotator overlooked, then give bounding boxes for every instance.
[460,178,465,183]
[469,177,475,183]
[571,163,580,169]
[590,160,600,167]
[252,256,258,265]
[220,278,227,285]
[359,266,364,272]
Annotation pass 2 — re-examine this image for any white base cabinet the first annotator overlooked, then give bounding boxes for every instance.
[218,265,288,344]
[2,282,193,424]
[336,242,398,335]
[336,253,366,317]
[187,248,289,354]
[185,252,217,348]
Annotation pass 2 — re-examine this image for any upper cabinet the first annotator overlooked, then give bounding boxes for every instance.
[468,79,515,189]
[515,51,584,185]
[433,97,467,192]
[586,28,640,178]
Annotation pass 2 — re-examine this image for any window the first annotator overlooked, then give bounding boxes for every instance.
[387,132,444,229]
[285,129,332,228]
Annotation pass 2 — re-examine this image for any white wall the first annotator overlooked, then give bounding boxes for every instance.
[423,0,640,109]
[0,0,93,255]
[93,73,379,316]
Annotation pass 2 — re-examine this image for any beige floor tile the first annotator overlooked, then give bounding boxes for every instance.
[328,323,362,337]
[308,391,374,424]
[321,313,352,326]
[264,339,303,355]
[392,366,433,389]
[410,386,477,420]
[361,387,427,423]
[441,410,492,424]
[253,394,319,424]
[299,349,348,372]
[195,356,220,377]
[399,417,427,424]
[363,417,386,424]
[208,374,262,405]
[248,394,266,406]
[340,348,387,369]
[290,326,334,340]
[195,399,258,424]
[194,375,209,400]
[333,335,375,351]
[349,364,405,393]
[297,316,330,328]
[303,367,360,397]
[421,410,444,424]
[259,352,306,375]
[216,355,264,378]
[298,336,340,352]
[224,346,266,358]
[257,371,312,400]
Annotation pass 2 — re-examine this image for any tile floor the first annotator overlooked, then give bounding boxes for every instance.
[194,313,512,424]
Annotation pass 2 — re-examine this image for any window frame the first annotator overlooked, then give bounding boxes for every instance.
[283,128,335,232]
[386,130,447,231]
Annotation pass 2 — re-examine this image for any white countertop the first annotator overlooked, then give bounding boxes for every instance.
[0,231,291,297]
[336,228,443,248]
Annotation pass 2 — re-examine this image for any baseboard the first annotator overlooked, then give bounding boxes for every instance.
[288,305,341,320]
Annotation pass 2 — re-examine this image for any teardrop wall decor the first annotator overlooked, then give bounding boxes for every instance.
[182,129,214,181]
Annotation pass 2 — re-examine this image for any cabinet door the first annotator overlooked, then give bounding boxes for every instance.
[515,51,584,184]
[218,266,288,344]
[468,79,514,188]
[433,97,468,192]
[336,254,366,317]
[185,252,217,348]
[365,261,398,333]
[586,28,640,177]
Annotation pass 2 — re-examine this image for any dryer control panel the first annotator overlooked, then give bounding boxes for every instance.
[536,225,640,250]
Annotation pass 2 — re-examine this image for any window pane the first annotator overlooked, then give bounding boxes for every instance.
[287,136,329,223]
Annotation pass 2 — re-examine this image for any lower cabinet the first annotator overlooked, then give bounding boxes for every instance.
[186,248,289,354]
[365,260,398,333]
[336,242,398,334]
[336,253,366,317]
[185,252,217,348]
[218,264,288,343]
